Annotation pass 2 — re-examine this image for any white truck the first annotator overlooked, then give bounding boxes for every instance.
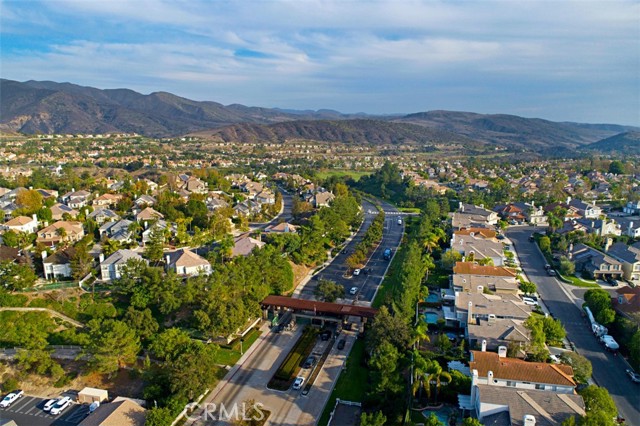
[584,306,608,337]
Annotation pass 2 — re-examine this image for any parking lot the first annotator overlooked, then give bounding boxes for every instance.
[0,395,89,426]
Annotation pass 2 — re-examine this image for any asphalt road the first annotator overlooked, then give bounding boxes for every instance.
[506,226,640,423]
[299,198,405,303]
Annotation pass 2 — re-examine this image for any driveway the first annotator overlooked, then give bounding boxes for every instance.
[506,226,640,422]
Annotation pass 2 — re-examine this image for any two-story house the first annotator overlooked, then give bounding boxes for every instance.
[164,248,211,276]
[100,249,145,281]
[623,200,640,215]
[92,193,122,208]
[569,243,623,280]
[36,221,85,247]
[450,233,506,266]
[494,202,547,225]
[62,189,92,209]
[43,247,76,280]
[607,242,640,282]
[50,203,78,221]
[568,198,601,219]
[99,219,134,243]
[451,203,499,230]
[88,208,120,225]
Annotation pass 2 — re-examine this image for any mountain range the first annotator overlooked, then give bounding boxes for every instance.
[1,79,637,154]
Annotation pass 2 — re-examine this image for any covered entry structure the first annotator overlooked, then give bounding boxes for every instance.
[262,295,377,326]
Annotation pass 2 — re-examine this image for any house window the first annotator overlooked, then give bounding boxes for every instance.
[506,381,516,387]
[535,384,545,390]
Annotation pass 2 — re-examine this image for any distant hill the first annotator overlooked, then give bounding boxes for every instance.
[394,110,637,151]
[1,79,637,153]
[191,119,483,147]
[583,131,640,154]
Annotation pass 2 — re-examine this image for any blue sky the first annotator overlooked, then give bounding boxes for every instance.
[1,0,638,125]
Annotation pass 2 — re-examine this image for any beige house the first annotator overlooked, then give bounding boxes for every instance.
[36,221,85,247]
[165,248,211,276]
[50,203,79,220]
[1,215,39,234]
[77,399,145,426]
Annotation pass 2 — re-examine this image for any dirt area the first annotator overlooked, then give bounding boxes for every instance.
[288,261,313,294]
[0,359,145,399]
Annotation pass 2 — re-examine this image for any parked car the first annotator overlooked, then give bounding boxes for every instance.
[349,286,358,295]
[50,396,72,415]
[549,354,561,364]
[0,390,24,408]
[547,269,557,276]
[529,235,535,242]
[293,377,305,390]
[353,269,361,276]
[321,330,332,341]
[337,339,346,350]
[522,296,539,306]
[43,398,59,412]
[303,356,317,369]
[606,278,619,287]
[626,369,640,383]
[397,218,402,225]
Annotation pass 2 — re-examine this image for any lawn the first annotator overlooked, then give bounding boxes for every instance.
[557,273,599,288]
[315,169,371,182]
[372,247,405,308]
[318,338,368,426]
[268,327,318,390]
[213,328,262,366]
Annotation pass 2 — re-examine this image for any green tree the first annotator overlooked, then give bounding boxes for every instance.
[519,281,537,295]
[579,385,617,420]
[369,341,403,396]
[71,244,94,281]
[360,411,387,426]
[145,407,174,426]
[424,412,445,426]
[425,360,452,403]
[441,250,462,269]
[560,352,592,383]
[608,160,626,175]
[539,236,551,253]
[559,257,576,276]
[86,319,141,375]
[561,417,578,426]
[584,289,616,325]
[123,307,159,342]
[366,306,411,353]
[542,316,566,345]
[462,418,483,426]
[629,329,640,368]
[2,230,19,248]
[15,189,43,215]
[0,261,36,290]
[315,279,345,302]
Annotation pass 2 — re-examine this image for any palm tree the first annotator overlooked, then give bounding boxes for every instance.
[411,320,430,349]
[425,360,452,404]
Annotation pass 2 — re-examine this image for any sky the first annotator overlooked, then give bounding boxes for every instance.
[1,0,639,125]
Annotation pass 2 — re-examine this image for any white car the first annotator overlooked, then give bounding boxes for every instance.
[0,390,24,408]
[349,287,358,295]
[549,354,561,364]
[50,396,72,415]
[293,377,305,390]
[43,398,59,412]
[522,297,539,306]
[353,269,361,276]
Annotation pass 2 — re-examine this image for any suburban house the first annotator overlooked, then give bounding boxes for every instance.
[494,202,547,225]
[36,221,85,247]
[206,197,229,212]
[607,242,640,282]
[141,220,176,245]
[62,189,92,208]
[134,195,157,208]
[452,274,519,295]
[136,207,164,224]
[452,228,497,242]
[567,198,602,219]
[232,234,266,257]
[456,292,533,328]
[613,216,640,238]
[314,191,335,208]
[43,247,76,280]
[470,384,585,426]
[575,218,621,237]
[451,203,499,230]
[100,249,145,282]
[0,201,19,220]
[569,243,623,280]
[99,219,134,243]
[0,246,31,266]
[164,248,211,276]
[92,193,122,208]
[88,208,120,225]
[468,350,577,393]
[623,200,640,215]
[255,189,276,205]
[612,287,640,322]
[449,234,506,266]
[264,222,297,234]
[77,399,146,426]
[1,215,39,234]
[50,203,78,220]
[467,318,530,352]
[36,188,59,200]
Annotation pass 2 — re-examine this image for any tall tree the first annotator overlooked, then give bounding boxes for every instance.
[86,319,141,375]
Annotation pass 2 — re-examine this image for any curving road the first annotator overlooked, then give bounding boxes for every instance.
[506,226,640,423]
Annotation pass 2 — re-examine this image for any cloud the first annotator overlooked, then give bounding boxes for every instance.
[0,0,638,124]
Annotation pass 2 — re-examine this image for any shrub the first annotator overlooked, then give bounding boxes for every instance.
[1,377,19,392]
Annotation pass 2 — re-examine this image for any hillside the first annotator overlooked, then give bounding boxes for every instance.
[191,119,483,147]
[583,131,640,154]
[1,79,636,153]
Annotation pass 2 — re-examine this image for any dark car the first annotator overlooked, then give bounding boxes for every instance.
[303,356,317,369]
[337,339,346,350]
[529,235,535,242]
[626,369,640,383]
[321,330,332,341]
[607,278,618,286]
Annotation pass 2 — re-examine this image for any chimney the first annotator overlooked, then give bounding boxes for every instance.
[99,253,105,263]
[481,340,487,352]
[165,254,170,266]
[41,250,47,260]
[477,285,484,294]
[604,237,612,252]
[71,187,75,193]
[567,196,572,204]
[531,200,535,207]
[487,370,494,385]
[459,202,464,212]
[488,314,496,324]
[467,301,473,324]
[498,346,507,358]
[32,213,38,222]
[524,415,536,426]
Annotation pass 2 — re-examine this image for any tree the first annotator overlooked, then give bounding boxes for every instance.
[435,333,452,354]
[369,341,403,396]
[168,343,219,399]
[145,407,174,426]
[366,306,411,353]
[86,319,141,375]
[561,417,578,426]
[462,418,483,426]
[424,412,445,426]
[424,360,452,403]
[629,329,640,368]
[584,289,616,325]
[441,250,462,269]
[71,244,93,281]
[360,411,387,426]
[0,261,36,290]
[560,352,592,383]
[539,236,551,253]
[579,385,617,420]
[608,160,626,175]
[559,257,575,276]
[1,230,18,248]
[124,307,159,342]
[15,189,43,215]
[542,316,566,345]
[315,279,345,302]
[519,281,537,295]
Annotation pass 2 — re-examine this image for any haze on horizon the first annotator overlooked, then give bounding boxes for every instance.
[1,0,638,126]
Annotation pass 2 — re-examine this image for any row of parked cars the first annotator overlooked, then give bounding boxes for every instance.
[0,390,72,415]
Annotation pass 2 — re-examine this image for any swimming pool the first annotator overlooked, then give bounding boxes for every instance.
[422,406,455,425]
[424,312,439,324]
[425,293,441,303]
